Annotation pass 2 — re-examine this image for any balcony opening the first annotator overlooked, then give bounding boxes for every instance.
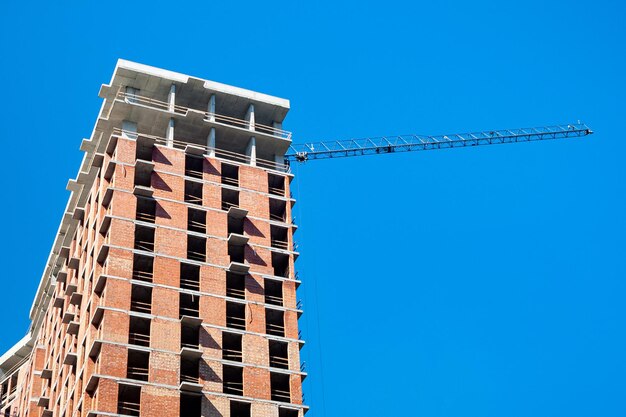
[269,340,289,369]
[187,236,206,262]
[279,408,299,417]
[129,316,151,347]
[185,181,203,206]
[230,400,250,417]
[135,137,153,161]
[268,173,285,196]
[127,349,149,382]
[180,393,201,417]
[117,384,141,416]
[187,208,206,234]
[228,244,245,264]
[223,365,243,396]
[265,279,283,307]
[134,162,152,188]
[266,308,285,337]
[226,302,245,330]
[180,358,199,384]
[132,254,154,282]
[221,188,239,211]
[180,263,200,291]
[272,253,290,278]
[181,324,200,349]
[134,225,155,252]
[269,198,287,222]
[130,285,152,314]
[185,155,204,179]
[270,372,291,403]
[228,215,244,235]
[226,273,245,300]
[222,332,242,362]
[221,164,239,187]
[271,225,289,250]
[180,293,200,319]
[136,198,156,223]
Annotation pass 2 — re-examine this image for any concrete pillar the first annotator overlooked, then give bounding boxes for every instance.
[274,154,284,170]
[207,94,216,122]
[245,104,255,131]
[207,128,216,158]
[121,120,138,139]
[166,118,174,147]
[125,87,139,104]
[245,137,257,167]
[168,84,176,112]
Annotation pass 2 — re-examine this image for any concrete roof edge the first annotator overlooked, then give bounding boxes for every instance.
[0,333,32,378]
[202,79,290,109]
[116,59,189,83]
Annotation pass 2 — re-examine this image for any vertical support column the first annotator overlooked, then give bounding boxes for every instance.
[207,94,216,122]
[125,87,138,103]
[245,104,255,131]
[207,128,216,158]
[166,118,174,147]
[272,121,283,137]
[166,83,176,147]
[246,137,257,167]
[122,120,138,139]
[274,154,285,171]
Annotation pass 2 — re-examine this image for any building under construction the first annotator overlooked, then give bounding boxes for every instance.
[0,60,306,417]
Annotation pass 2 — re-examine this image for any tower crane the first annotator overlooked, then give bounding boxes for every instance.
[284,123,592,163]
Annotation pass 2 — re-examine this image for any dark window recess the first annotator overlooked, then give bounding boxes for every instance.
[136,198,156,223]
[180,263,200,291]
[187,236,206,262]
[221,188,239,211]
[187,208,206,233]
[180,293,200,318]
[128,316,151,347]
[222,332,242,362]
[266,308,285,337]
[272,253,290,278]
[279,408,299,417]
[228,244,245,264]
[268,173,285,196]
[265,279,283,306]
[223,365,244,396]
[221,164,239,187]
[271,226,289,250]
[270,372,291,403]
[180,358,199,384]
[226,273,245,299]
[134,163,152,188]
[134,225,155,252]
[185,155,204,179]
[130,285,152,314]
[185,181,203,205]
[117,384,141,416]
[135,138,153,161]
[132,254,154,282]
[269,340,289,369]
[228,215,244,235]
[269,198,287,222]
[181,324,200,349]
[127,349,150,382]
[230,400,250,417]
[180,393,202,417]
[226,302,246,330]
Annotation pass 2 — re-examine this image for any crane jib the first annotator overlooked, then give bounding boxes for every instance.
[284,123,593,163]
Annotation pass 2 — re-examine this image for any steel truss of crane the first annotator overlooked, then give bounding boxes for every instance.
[285,123,592,163]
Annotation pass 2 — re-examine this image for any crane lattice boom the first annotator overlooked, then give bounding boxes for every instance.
[285,123,592,163]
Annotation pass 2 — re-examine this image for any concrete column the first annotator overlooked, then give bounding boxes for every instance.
[207,128,216,157]
[245,137,257,167]
[125,87,138,104]
[207,94,216,122]
[166,118,174,147]
[245,104,255,131]
[168,84,176,112]
[121,120,138,139]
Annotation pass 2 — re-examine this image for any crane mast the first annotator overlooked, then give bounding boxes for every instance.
[285,123,592,163]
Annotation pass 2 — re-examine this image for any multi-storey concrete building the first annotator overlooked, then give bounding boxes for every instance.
[0,60,306,417]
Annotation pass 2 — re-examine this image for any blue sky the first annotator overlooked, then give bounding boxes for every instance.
[1,1,625,416]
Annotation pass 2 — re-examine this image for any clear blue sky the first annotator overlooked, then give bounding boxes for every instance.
[1,1,624,416]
